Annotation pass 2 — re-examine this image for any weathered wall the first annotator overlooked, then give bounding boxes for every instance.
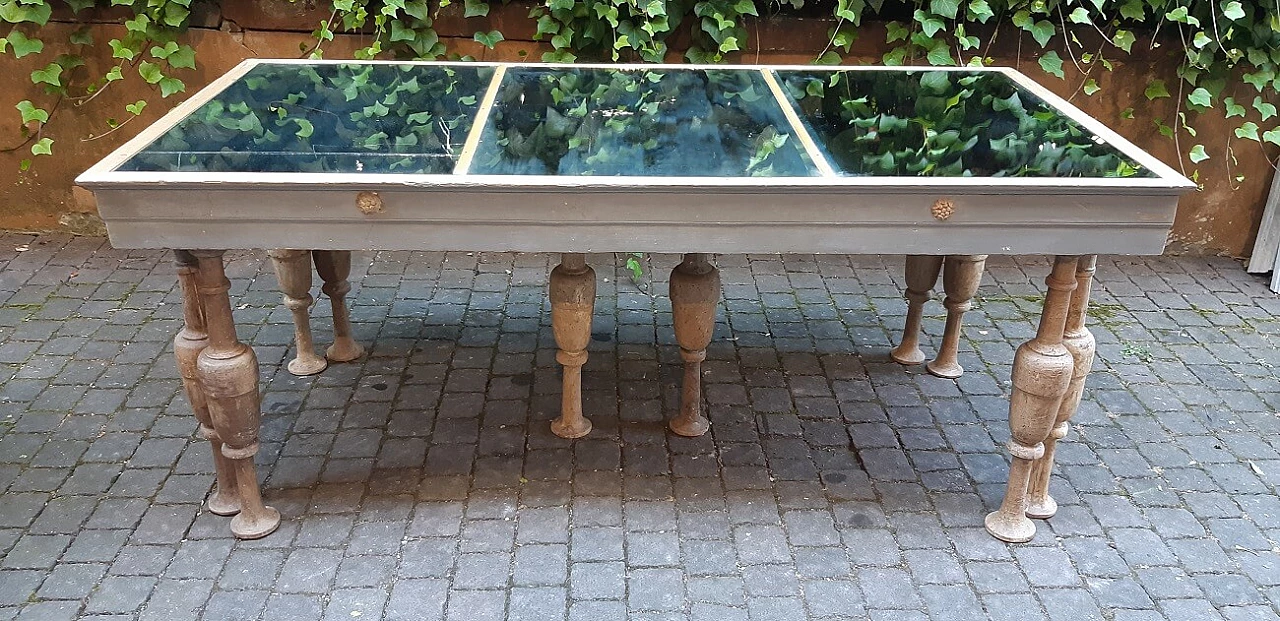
[1,1,1273,255]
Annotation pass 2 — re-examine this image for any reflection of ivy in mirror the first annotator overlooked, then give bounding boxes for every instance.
[470,68,815,177]
[781,70,1150,178]
[121,64,493,173]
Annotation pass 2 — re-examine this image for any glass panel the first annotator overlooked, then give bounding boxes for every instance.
[469,67,818,176]
[118,64,494,173]
[774,69,1153,178]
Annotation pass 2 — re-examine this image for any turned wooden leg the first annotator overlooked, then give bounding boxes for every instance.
[192,250,280,539]
[669,253,720,437]
[550,253,595,439]
[891,255,944,366]
[268,249,327,376]
[1027,255,1097,519]
[313,250,364,363]
[927,254,987,379]
[173,251,241,517]
[985,256,1078,543]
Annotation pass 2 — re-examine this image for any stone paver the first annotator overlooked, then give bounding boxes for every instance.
[0,232,1278,619]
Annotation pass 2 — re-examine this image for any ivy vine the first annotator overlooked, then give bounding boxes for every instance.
[2,0,1277,184]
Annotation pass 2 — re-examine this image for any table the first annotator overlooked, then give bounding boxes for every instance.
[78,60,1193,542]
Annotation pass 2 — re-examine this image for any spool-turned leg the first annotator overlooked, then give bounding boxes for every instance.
[550,253,595,439]
[192,250,280,539]
[1026,255,1097,519]
[313,250,365,363]
[173,250,241,516]
[985,256,1078,543]
[927,254,987,379]
[268,249,327,376]
[669,253,720,437]
[891,255,944,366]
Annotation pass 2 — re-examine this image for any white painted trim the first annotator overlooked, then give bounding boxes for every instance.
[452,65,507,175]
[77,59,262,181]
[760,69,836,177]
[77,59,1196,193]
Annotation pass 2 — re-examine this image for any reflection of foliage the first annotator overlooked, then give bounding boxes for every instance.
[472,68,813,176]
[122,64,491,173]
[782,70,1150,178]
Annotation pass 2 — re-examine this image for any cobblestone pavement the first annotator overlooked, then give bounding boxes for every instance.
[1,232,1279,621]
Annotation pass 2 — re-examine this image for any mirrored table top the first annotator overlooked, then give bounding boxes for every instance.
[81,60,1191,190]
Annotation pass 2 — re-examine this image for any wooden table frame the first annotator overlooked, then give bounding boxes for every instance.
[78,60,1195,542]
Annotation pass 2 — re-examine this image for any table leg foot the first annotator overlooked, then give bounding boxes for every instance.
[550,253,595,439]
[192,250,280,540]
[985,255,1077,543]
[314,250,365,363]
[891,255,942,366]
[269,249,327,376]
[173,250,242,517]
[669,253,719,437]
[926,255,985,379]
[1027,255,1097,520]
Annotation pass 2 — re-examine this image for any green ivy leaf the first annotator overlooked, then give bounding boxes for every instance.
[30,138,52,156]
[1192,31,1211,48]
[719,36,739,52]
[912,10,944,37]
[1263,128,1280,146]
[1068,7,1090,23]
[813,50,841,65]
[150,41,179,59]
[0,1,51,25]
[1244,69,1275,92]
[138,61,163,84]
[930,0,959,19]
[1083,78,1100,95]
[403,0,429,19]
[109,39,136,61]
[1221,0,1244,20]
[1144,79,1170,100]
[1120,107,1134,119]
[1112,30,1135,53]
[390,20,417,41]
[463,0,489,17]
[1235,122,1260,141]
[30,63,61,87]
[1187,87,1212,108]
[885,21,910,43]
[105,66,123,82]
[124,14,150,33]
[15,100,48,124]
[68,28,93,45]
[1224,97,1246,117]
[967,0,993,22]
[163,2,189,27]
[6,30,42,57]
[124,99,146,115]
[1189,144,1209,163]
[1029,20,1054,47]
[474,29,504,48]
[926,43,954,66]
[167,45,195,69]
[1118,0,1144,19]
[1038,51,1064,78]
[158,76,185,97]
[1254,96,1277,121]
[294,118,314,139]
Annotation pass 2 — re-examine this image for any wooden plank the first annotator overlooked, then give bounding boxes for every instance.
[1247,168,1280,273]
[92,186,1178,255]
